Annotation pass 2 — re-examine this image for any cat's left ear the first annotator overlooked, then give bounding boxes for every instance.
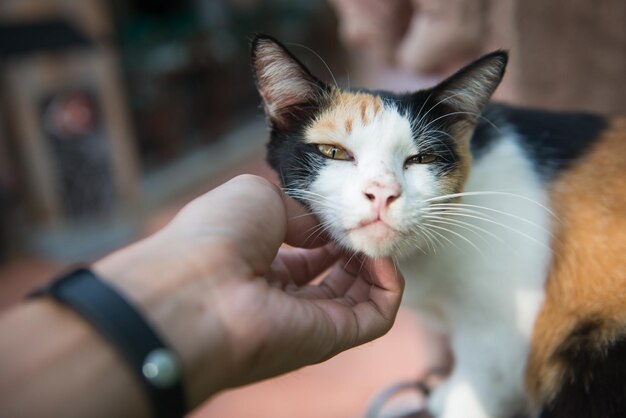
[251,35,328,129]
[429,50,508,123]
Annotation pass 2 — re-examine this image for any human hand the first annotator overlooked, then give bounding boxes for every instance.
[328,0,412,65]
[94,175,404,408]
[329,0,486,73]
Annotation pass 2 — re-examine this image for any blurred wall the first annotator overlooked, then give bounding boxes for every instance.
[0,0,345,260]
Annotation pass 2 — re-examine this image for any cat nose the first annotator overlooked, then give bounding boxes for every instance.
[363,182,401,210]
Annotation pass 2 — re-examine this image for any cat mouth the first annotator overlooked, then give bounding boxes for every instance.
[347,219,397,241]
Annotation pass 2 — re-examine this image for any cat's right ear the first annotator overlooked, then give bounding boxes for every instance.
[251,35,327,129]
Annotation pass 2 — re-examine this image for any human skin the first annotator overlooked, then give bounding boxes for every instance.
[0,175,404,418]
[329,0,486,73]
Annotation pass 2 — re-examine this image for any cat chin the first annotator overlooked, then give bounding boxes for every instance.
[343,224,405,258]
[347,241,423,259]
[344,241,395,258]
[340,227,428,259]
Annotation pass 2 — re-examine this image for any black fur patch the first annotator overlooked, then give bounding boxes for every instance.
[471,104,606,181]
[469,104,505,159]
[382,90,464,176]
[265,118,328,195]
[540,321,626,418]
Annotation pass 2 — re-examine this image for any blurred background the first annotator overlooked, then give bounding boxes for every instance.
[0,0,345,270]
[0,0,624,417]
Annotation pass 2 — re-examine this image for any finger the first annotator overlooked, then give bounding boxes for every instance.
[316,253,372,303]
[326,256,398,311]
[174,175,288,272]
[274,244,341,285]
[340,275,370,307]
[335,257,405,346]
[346,256,404,294]
[356,258,405,338]
[289,257,404,355]
[286,255,360,300]
[318,259,361,298]
[363,257,404,315]
[282,194,330,248]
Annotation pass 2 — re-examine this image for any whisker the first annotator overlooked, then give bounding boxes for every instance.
[301,220,334,245]
[412,91,470,132]
[414,227,433,254]
[424,206,496,220]
[410,91,434,130]
[428,211,550,251]
[405,227,430,255]
[419,110,501,135]
[420,224,461,252]
[428,202,552,235]
[423,191,558,219]
[423,222,485,257]
[423,216,496,245]
[412,224,439,254]
[344,247,360,269]
[290,212,320,220]
[391,255,400,278]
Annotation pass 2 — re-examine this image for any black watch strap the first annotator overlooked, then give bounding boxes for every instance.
[31,267,186,418]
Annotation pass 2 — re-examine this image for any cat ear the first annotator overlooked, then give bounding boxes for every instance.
[430,50,508,122]
[251,35,327,129]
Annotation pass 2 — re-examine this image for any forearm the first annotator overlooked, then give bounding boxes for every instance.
[0,298,149,418]
[0,235,232,417]
[93,232,240,405]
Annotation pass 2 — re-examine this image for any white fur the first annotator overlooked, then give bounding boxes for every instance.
[307,108,552,418]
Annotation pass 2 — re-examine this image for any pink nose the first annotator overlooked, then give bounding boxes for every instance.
[363,182,401,211]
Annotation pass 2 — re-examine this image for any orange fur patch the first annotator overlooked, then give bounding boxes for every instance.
[451,126,474,184]
[360,100,369,124]
[304,91,384,143]
[526,117,626,408]
[428,125,475,197]
[344,118,353,134]
[318,120,336,131]
[373,97,382,115]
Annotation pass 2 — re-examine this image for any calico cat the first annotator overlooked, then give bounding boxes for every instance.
[250,35,626,418]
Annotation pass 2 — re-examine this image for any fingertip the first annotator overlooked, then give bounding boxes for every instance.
[369,257,405,292]
[225,176,329,249]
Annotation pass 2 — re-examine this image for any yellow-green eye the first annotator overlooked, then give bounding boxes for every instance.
[316,144,351,160]
[405,154,439,166]
[418,154,439,164]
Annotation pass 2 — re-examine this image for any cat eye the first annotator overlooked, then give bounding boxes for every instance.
[405,154,440,166]
[316,144,352,160]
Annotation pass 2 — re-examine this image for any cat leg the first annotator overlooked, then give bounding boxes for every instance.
[428,325,529,418]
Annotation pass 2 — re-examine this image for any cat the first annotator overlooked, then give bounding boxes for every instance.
[250,34,626,418]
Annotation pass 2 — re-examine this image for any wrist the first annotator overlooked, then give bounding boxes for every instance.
[92,233,237,406]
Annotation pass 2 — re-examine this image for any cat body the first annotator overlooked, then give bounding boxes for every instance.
[399,104,556,418]
[251,35,626,418]
[400,105,625,418]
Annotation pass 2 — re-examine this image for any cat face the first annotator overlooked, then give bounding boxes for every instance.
[251,35,507,257]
